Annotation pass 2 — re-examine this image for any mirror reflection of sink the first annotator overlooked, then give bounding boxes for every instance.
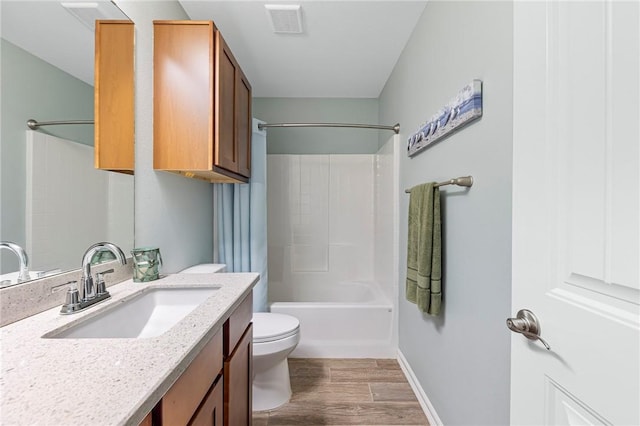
[44,286,220,339]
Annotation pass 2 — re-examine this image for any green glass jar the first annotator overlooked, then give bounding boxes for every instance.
[131,247,163,282]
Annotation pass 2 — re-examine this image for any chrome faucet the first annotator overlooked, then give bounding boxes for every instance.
[0,241,31,282]
[81,242,126,300]
[59,242,126,314]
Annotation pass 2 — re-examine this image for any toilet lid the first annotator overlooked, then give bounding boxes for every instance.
[252,313,300,343]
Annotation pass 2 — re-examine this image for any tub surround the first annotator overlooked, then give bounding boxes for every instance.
[267,146,398,359]
[0,272,258,425]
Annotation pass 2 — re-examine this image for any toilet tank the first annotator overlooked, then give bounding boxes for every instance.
[179,263,226,273]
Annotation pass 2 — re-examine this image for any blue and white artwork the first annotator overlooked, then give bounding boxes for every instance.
[407,80,483,157]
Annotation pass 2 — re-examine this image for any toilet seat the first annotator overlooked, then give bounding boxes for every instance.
[253,313,299,344]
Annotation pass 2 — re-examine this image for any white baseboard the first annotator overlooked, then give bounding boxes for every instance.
[397,349,443,426]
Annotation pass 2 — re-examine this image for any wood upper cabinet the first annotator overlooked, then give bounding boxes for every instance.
[94,20,134,174]
[153,21,252,183]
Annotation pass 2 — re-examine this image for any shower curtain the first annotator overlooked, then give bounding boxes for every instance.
[215,119,268,312]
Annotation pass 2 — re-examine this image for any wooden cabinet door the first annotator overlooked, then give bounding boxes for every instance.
[138,412,152,426]
[153,21,213,172]
[215,33,239,175]
[224,323,253,426]
[94,20,134,173]
[159,330,223,426]
[235,70,252,178]
[189,378,224,426]
[215,32,252,179]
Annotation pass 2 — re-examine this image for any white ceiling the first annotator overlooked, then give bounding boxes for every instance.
[1,0,427,98]
[0,0,129,86]
[179,1,427,98]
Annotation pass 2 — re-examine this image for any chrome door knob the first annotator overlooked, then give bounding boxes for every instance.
[507,309,551,350]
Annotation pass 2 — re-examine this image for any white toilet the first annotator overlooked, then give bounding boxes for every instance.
[178,264,300,412]
[252,312,300,412]
[179,263,227,274]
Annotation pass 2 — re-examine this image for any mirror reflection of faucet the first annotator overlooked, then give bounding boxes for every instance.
[0,269,61,288]
[0,241,31,283]
[58,242,126,315]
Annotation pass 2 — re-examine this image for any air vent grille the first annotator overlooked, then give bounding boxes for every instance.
[61,2,112,31]
[265,4,303,34]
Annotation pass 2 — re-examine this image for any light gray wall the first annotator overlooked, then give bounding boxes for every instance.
[253,98,379,154]
[378,2,513,425]
[116,1,213,272]
[0,39,94,272]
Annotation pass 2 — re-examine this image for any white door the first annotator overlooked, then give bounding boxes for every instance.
[511,1,639,425]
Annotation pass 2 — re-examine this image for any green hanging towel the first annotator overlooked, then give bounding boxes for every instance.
[406,182,442,315]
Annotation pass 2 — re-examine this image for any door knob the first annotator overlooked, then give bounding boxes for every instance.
[507,309,551,350]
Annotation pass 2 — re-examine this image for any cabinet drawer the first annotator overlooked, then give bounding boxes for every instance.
[160,329,223,425]
[224,291,252,357]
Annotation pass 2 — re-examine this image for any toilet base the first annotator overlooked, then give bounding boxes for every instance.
[252,358,292,412]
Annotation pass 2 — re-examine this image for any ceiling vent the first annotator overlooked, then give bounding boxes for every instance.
[265,4,303,34]
[60,2,117,31]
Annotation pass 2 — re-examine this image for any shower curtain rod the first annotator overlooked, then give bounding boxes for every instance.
[404,176,474,193]
[27,119,94,130]
[257,122,401,134]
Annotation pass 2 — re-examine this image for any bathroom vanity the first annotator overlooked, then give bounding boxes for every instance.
[153,288,253,426]
[0,272,258,425]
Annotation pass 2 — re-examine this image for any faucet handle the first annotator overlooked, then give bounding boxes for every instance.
[36,268,62,279]
[52,280,78,294]
[55,281,81,314]
[95,269,115,296]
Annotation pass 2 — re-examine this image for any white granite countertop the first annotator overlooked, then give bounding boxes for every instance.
[0,272,258,426]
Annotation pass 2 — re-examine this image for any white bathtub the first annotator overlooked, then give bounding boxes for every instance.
[269,281,395,358]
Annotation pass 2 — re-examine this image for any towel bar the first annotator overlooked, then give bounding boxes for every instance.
[258,122,400,134]
[404,176,473,193]
[27,119,94,129]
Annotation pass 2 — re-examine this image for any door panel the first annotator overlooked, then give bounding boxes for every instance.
[555,1,639,302]
[224,323,252,426]
[545,379,609,426]
[215,34,237,173]
[512,1,639,424]
[154,22,212,171]
[236,73,252,178]
[189,378,223,426]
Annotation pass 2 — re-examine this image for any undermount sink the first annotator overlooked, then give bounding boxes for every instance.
[45,286,220,339]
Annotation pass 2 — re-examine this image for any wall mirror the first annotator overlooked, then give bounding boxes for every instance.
[0,1,133,287]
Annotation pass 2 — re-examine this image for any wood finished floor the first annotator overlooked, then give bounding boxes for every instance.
[252,358,430,426]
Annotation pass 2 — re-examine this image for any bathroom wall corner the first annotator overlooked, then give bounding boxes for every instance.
[116,1,214,273]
